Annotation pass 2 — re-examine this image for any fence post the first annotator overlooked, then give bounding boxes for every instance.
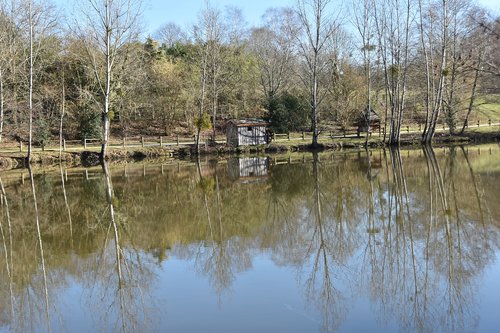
[19,141,22,152]
[407,125,410,133]
[193,135,196,144]
[176,135,179,146]
[63,139,66,151]
[160,136,163,146]
[477,120,480,127]
[273,133,276,141]
[141,136,144,147]
[84,136,87,149]
[302,131,305,140]
[123,137,126,149]
[488,119,491,126]
[287,132,290,141]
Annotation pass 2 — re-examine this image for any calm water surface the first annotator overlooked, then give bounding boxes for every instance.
[1,144,500,332]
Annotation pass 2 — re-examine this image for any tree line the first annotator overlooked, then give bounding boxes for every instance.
[0,0,498,160]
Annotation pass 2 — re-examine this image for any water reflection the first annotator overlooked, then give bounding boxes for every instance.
[0,145,499,332]
[86,162,155,332]
[228,157,269,183]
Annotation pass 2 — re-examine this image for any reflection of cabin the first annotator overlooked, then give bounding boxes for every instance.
[355,106,380,136]
[226,119,270,147]
[228,157,269,183]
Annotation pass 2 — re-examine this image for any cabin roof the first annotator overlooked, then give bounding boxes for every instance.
[361,106,380,120]
[227,119,269,127]
[355,106,380,125]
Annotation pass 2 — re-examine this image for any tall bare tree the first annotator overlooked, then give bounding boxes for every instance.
[249,7,299,104]
[154,21,187,47]
[460,7,495,134]
[75,0,143,160]
[353,0,376,146]
[296,0,340,147]
[420,0,449,143]
[192,3,221,151]
[193,3,246,145]
[373,0,413,145]
[23,0,56,163]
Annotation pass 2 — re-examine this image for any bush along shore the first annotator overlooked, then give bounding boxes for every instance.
[0,130,499,170]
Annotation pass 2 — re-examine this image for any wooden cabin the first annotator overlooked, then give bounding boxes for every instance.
[355,106,381,137]
[226,119,270,147]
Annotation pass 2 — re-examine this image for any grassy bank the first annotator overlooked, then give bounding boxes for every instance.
[0,125,498,170]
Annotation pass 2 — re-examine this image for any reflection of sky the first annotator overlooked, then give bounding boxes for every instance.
[477,250,500,332]
[157,255,322,333]
[2,247,499,332]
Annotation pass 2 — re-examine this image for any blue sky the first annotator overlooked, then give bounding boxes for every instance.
[145,0,500,35]
[57,0,500,36]
[143,0,292,34]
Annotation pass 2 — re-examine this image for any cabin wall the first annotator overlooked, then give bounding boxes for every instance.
[226,124,240,147]
[237,126,267,146]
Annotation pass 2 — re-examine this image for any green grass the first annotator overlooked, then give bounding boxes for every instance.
[473,94,500,122]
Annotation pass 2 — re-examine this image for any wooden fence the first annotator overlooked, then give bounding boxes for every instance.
[12,135,228,153]
[6,118,500,152]
[271,119,500,142]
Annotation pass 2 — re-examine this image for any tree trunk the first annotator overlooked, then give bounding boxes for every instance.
[27,1,34,164]
[100,0,112,161]
[365,52,371,147]
[460,55,481,135]
[0,69,4,143]
[311,68,319,147]
[196,126,201,155]
[419,0,431,141]
[423,0,448,144]
[101,111,110,159]
[59,71,65,159]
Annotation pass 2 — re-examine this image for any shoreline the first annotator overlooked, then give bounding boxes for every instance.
[0,131,498,170]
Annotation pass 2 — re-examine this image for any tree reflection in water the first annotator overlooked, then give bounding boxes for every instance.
[303,152,347,332]
[0,178,14,328]
[0,145,498,332]
[88,161,154,332]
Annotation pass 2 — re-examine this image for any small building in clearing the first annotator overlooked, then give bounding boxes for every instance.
[355,106,381,136]
[226,119,270,147]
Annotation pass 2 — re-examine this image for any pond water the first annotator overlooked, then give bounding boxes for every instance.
[1,144,500,333]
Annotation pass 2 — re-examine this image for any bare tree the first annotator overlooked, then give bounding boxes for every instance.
[154,21,187,47]
[193,4,246,146]
[192,3,221,151]
[75,0,143,160]
[373,0,413,145]
[420,0,449,143]
[296,0,340,147]
[460,7,495,134]
[441,0,482,134]
[249,7,299,103]
[23,0,57,163]
[352,0,376,146]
